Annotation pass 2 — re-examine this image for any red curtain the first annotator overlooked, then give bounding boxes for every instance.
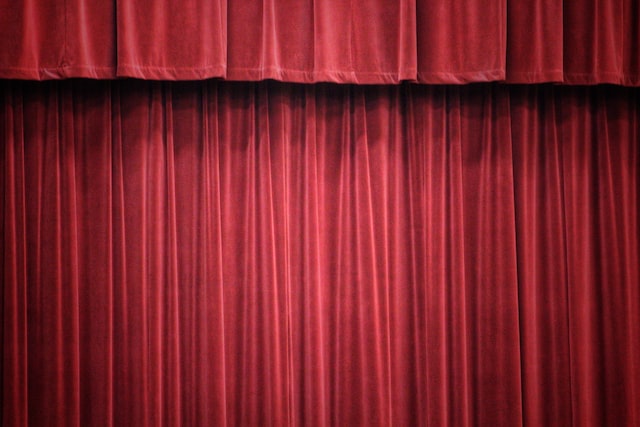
[2,81,639,426]
[1,0,639,84]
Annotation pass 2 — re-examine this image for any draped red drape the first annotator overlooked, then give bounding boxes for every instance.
[1,0,639,84]
[2,81,639,426]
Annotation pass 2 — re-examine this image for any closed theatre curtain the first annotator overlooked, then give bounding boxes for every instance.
[1,0,640,84]
[2,81,639,426]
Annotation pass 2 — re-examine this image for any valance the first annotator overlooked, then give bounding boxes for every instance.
[0,0,638,84]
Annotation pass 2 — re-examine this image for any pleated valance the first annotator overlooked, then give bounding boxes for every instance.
[1,0,639,84]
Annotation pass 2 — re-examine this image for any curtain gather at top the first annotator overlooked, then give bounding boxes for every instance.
[1,0,639,85]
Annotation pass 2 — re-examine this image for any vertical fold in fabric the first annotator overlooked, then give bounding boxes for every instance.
[227,0,417,83]
[116,0,227,79]
[457,85,523,425]
[559,87,640,426]
[510,86,572,425]
[226,1,315,81]
[347,0,417,82]
[64,0,117,78]
[2,83,29,427]
[170,81,228,425]
[506,0,564,83]
[416,0,507,83]
[294,84,330,426]
[0,0,65,78]
[6,83,84,426]
[68,81,116,426]
[217,82,292,425]
[414,85,477,427]
[564,0,640,85]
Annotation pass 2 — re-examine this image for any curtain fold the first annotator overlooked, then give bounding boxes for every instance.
[1,0,639,84]
[2,81,639,426]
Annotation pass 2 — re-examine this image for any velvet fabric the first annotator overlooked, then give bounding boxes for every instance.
[1,0,639,84]
[2,81,639,426]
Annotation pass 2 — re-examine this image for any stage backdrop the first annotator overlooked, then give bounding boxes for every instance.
[2,81,639,426]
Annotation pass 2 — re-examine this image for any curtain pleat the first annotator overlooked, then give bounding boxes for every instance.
[2,81,639,426]
[510,86,573,426]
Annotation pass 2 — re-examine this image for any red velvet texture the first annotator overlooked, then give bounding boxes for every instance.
[2,81,639,426]
[1,0,639,84]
